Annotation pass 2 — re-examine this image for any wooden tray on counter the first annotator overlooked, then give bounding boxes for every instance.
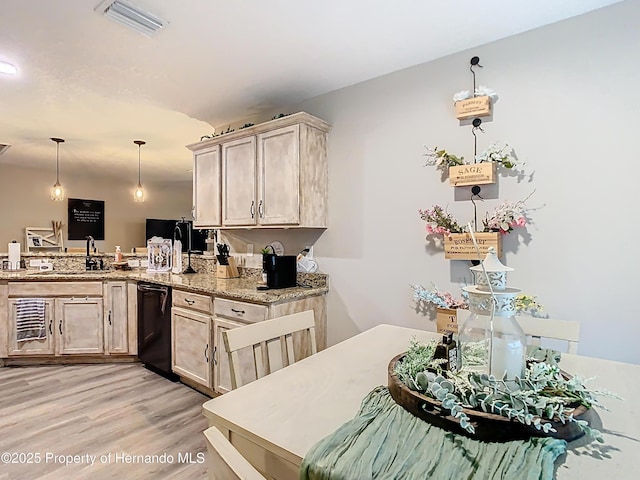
[388,353,589,442]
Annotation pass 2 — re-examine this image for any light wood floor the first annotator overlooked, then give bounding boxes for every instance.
[0,363,210,480]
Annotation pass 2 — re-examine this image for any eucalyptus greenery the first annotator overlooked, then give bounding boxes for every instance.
[394,338,621,442]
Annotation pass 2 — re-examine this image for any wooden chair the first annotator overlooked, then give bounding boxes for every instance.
[516,316,580,354]
[204,426,265,480]
[222,310,317,389]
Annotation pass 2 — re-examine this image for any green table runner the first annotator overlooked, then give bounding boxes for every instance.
[300,386,566,480]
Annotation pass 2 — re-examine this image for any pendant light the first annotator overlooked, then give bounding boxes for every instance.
[50,137,65,201]
[133,140,145,202]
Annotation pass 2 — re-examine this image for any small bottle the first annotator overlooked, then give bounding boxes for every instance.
[115,246,123,262]
[433,333,460,373]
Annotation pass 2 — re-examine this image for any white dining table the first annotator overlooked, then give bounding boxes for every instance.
[202,324,640,479]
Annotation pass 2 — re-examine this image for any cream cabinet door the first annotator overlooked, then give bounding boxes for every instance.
[213,317,256,394]
[8,299,55,356]
[55,297,104,355]
[257,124,300,225]
[222,136,257,226]
[104,281,128,354]
[193,145,221,228]
[171,306,213,387]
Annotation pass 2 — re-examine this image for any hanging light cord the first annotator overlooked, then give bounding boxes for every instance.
[137,143,141,184]
[55,142,60,183]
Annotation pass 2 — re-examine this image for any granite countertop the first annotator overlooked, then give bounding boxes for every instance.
[0,270,328,305]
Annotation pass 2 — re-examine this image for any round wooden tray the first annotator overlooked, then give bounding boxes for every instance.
[388,353,589,442]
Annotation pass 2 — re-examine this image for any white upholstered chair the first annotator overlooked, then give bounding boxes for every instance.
[222,310,317,389]
[204,426,265,480]
[515,316,580,354]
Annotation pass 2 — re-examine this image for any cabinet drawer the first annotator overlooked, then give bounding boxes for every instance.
[173,289,213,314]
[8,282,103,297]
[214,298,267,323]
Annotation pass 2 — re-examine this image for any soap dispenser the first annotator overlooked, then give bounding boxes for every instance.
[115,246,123,262]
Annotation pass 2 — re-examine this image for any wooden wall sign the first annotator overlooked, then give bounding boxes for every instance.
[454,95,491,120]
[449,162,496,186]
[436,308,459,335]
[444,232,501,260]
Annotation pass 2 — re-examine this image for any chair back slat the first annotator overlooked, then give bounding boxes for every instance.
[516,316,580,354]
[222,310,317,389]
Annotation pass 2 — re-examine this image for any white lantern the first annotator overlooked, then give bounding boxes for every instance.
[460,247,526,380]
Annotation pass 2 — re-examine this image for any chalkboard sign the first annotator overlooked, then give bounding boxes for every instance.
[68,198,105,240]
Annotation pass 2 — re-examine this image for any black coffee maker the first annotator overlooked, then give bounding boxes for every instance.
[263,254,297,289]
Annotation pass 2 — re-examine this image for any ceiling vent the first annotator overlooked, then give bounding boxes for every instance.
[0,144,11,155]
[95,0,167,37]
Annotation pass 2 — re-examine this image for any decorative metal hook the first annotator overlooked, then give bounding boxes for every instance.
[469,56,483,94]
[470,186,483,231]
[471,118,484,161]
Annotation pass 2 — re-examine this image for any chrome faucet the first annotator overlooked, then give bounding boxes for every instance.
[85,236,97,270]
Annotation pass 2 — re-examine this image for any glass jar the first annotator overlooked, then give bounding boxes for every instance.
[459,291,526,380]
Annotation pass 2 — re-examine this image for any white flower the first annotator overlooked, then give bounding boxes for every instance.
[453,90,472,102]
[475,85,499,103]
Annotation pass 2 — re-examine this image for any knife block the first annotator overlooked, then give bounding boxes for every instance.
[216,256,239,279]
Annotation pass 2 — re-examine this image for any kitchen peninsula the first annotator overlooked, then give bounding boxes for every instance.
[0,252,328,396]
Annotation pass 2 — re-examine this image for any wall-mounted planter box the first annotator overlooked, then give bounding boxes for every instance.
[454,95,491,120]
[449,162,496,187]
[444,232,501,260]
[436,307,459,335]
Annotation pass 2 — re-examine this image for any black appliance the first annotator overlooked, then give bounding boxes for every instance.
[137,282,177,380]
[145,218,206,252]
[263,255,297,289]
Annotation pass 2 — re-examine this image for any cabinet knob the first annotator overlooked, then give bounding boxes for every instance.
[231,308,245,315]
[204,343,209,362]
[184,298,195,305]
[213,345,217,365]
[59,321,62,335]
[108,311,112,325]
[49,319,53,335]
[250,201,255,219]
[258,200,264,218]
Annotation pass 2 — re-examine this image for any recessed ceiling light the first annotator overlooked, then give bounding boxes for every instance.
[94,0,167,37]
[0,61,17,75]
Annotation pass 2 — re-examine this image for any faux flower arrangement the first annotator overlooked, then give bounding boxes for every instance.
[411,284,543,317]
[483,199,528,235]
[423,141,517,174]
[419,205,463,235]
[423,146,465,170]
[419,196,530,238]
[394,338,620,441]
[411,283,468,310]
[453,85,499,103]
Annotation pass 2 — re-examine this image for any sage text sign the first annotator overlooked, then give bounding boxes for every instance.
[444,232,501,260]
[449,162,496,186]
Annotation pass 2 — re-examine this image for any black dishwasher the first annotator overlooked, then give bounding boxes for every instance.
[137,282,177,380]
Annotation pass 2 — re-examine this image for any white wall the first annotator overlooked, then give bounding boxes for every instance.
[0,164,192,252]
[293,0,640,363]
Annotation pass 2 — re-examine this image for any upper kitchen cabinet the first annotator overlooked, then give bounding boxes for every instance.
[186,112,331,229]
[192,145,222,228]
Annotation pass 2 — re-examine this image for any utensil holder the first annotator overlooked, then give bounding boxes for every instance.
[216,257,239,279]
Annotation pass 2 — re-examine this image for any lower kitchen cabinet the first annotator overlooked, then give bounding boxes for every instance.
[55,297,104,355]
[104,281,128,354]
[171,306,213,387]
[7,299,55,356]
[8,296,103,356]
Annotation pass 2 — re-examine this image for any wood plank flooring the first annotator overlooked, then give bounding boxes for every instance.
[0,363,210,480]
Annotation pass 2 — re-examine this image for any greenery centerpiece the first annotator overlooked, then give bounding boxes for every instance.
[393,338,620,442]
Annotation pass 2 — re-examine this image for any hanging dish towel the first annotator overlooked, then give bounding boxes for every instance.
[16,298,46,342]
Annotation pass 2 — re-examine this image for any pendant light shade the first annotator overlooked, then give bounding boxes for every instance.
[50,137,65,201]
[133,140,145,202]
